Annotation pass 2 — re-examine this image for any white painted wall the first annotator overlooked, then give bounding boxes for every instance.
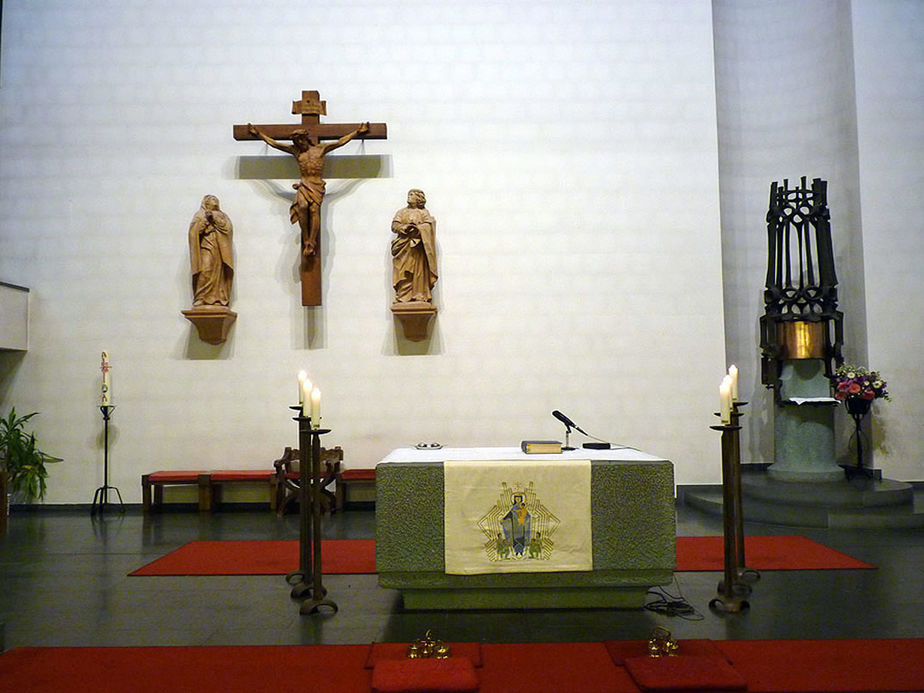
[712,0,923,481]
[0,283,29,351]
[0,0,727,503]
[713,0,868,468]
[851,0,924,480]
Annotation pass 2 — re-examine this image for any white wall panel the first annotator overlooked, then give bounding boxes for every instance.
[852,0,924,480]
[0,0,726,502]
[712,0,868,469]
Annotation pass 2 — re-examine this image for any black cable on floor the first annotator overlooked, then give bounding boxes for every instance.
[644,581,704,621]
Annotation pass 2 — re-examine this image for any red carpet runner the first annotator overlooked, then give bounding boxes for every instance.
[130,539,375,576]
[0,639,920,692]
[674,535,875,571]
[129,536,873,576]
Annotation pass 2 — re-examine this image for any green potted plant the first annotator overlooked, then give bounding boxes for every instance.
[0,408,61,504]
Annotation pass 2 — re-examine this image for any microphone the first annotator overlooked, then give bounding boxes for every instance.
[552,410,588,436]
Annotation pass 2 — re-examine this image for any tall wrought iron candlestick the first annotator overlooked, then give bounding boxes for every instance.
[286,407,337,615]
[91,405,123,515]
[730,402,759,587]
[709,420,749,613]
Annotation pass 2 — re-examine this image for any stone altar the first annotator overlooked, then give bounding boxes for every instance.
[375,446,675,610]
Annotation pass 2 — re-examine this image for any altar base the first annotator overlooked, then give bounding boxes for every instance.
[399,585,651,610]
[376,447,676,611]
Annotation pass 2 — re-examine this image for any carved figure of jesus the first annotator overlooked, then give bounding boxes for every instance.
[189,195,234,306]
[247,122,369,258]
[391,189,438,303]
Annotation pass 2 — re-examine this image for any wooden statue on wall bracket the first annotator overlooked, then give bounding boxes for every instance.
[233,90,388,306]
[391,189,438,341]
[182,195,237,345]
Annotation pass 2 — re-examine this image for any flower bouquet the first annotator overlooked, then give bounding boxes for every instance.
[833,364,890,478]
[833,364,890,403]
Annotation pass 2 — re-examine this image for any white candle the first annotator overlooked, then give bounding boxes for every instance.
[728,365,739,402]
[297,371,308,404]
[101,351,111,406]
[310,387,321,428]
[720,376,732,425]
[301,378,313,417]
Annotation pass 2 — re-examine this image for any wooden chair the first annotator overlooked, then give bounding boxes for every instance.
[272,445,343,517]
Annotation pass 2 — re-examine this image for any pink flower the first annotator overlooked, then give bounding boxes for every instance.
[848,383,862,394]
[862,390,876,400]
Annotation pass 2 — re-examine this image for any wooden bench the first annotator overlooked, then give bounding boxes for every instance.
[208,469,276,511]
[337,468,376,508]
[141,471,211,513]
[142,447,345,514]
[142,470,276,513]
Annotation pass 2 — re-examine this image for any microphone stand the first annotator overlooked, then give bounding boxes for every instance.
[562,424,575,451]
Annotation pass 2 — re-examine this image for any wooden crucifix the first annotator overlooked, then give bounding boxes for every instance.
[234,90,387,306]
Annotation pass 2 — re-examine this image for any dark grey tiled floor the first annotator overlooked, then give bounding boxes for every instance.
[1,499,922,651]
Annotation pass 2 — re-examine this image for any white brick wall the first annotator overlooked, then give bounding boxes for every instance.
[852,0,924,480]
[713,0,924,481]
[2,0,726,502]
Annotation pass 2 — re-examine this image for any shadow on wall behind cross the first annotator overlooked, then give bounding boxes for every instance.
[235,155,392,181]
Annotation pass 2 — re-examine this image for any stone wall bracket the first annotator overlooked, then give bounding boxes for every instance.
[391,302,436,341]
[182,306,237,345]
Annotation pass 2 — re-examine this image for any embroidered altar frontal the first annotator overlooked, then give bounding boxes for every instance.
[376,447,676,610]
[444,458,592,575]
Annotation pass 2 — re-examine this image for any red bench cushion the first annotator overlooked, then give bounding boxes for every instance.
[147,471,205,482]
[210,471,274,482]
[341,469,376,481]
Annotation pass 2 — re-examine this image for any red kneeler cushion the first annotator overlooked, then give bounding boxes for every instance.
[371,657,479,693]
[624,655,747,692]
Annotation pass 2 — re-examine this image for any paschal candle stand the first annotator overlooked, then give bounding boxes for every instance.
[91,405,124,515]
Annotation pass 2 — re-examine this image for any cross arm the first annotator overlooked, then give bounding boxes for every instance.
[233,122,387,141]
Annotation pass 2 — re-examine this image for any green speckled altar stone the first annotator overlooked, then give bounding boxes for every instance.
[375,462,446,573]
[376,457,675,609]
[591,462,676,570]
[769,360,841,481]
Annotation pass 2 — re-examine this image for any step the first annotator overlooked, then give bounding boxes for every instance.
[679,478,924,529]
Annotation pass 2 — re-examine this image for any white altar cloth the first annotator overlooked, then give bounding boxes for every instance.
[377,445,662,464]
[443,457,592,575]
